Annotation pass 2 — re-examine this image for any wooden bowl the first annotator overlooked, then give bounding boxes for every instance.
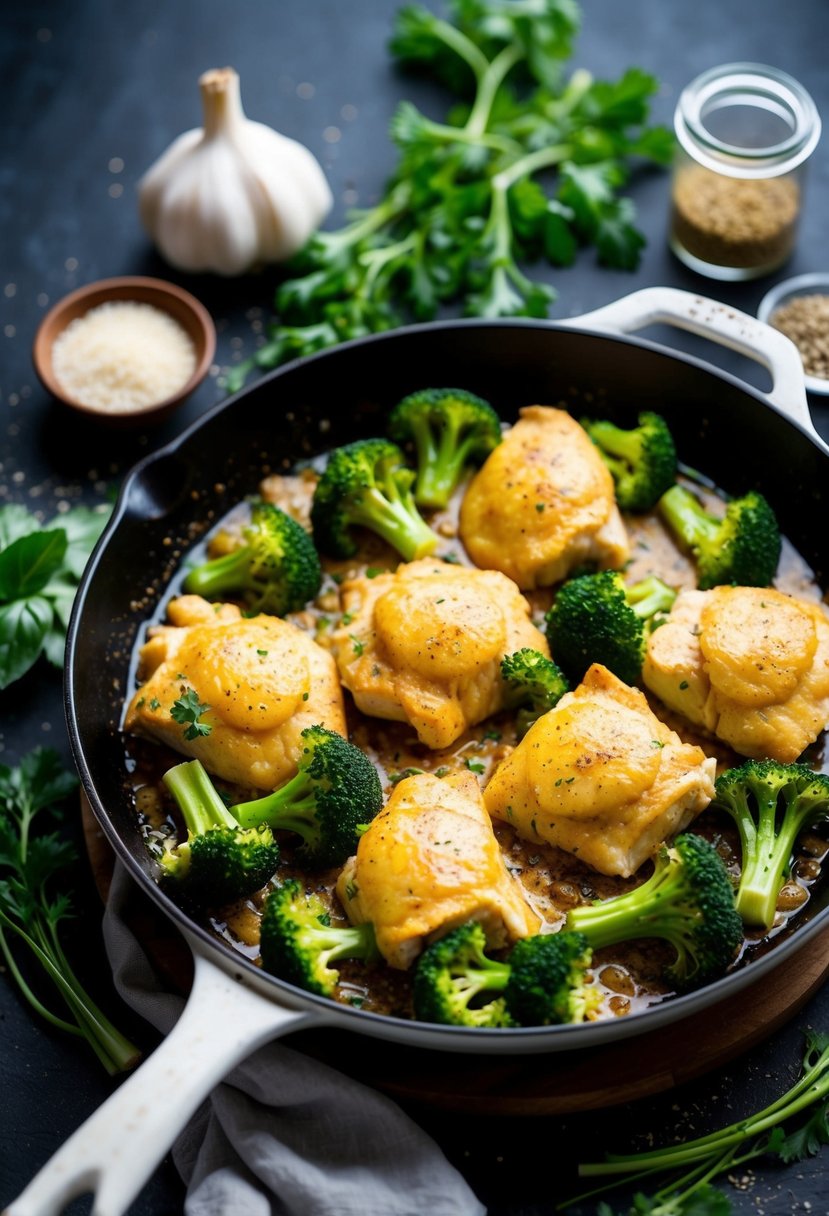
[32,276,216,426]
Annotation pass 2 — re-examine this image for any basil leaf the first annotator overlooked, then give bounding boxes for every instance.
[59,506,111,579]
[0,596,53,689]
[0,504,42,550]
[0,530,68,601]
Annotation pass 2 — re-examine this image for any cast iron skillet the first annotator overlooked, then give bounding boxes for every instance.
[10,288,829,1216]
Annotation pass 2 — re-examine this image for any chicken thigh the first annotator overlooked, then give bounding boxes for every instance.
[124,594,346,789]
[484,663,716,877]
[331,558,549,749]
[458,405,630,589]
[643,585,829,763]
[337,770,541,969]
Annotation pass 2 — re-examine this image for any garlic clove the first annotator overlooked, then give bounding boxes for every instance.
[138,67,333,276]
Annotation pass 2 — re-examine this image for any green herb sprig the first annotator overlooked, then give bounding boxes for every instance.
[568,1030,829,1215]
[227,0,673,391]
[170,687,213,740]
[0,503,111,690]
[0,747,140,1073]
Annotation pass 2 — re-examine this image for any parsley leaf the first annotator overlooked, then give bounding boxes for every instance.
[226,0,672,388]
[170,688,213,740]
[0,748,139,1073]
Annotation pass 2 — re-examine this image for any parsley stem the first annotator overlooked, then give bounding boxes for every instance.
[0,920,80,1035]
[466,42,525,138]
[359,231,418,290]
[493,142,572,192]
[425,15,490,83]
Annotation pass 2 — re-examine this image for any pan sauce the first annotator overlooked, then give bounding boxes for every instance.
[127,462,829,1024]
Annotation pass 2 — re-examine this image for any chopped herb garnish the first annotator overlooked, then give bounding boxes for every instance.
[170,687,213,740]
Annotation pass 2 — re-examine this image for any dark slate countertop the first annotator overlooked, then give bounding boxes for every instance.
[2,2,829,1213]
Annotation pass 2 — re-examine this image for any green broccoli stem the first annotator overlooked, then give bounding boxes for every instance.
[585,419,641,465]
[411,416,482,508]
[352,485,438,561]
[627,576,677,621]
[183,547,250,600]
[454,957,512,1008]
[567,856,686,951]
[730,782,826,928]
[232,770,318,835]
[315,921,379,968]
[658,484,718,550]
[163,760,238,836]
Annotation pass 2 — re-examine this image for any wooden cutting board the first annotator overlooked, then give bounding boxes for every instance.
[82,796,829,1115]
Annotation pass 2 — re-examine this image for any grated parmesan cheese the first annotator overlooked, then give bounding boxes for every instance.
[51,300,197,413]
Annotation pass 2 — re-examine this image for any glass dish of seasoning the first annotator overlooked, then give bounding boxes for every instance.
[758,272,829,396]
[670,63,821,281]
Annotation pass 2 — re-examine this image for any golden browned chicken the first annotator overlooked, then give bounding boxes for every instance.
[336,770,541,969]
[330,558,549,749]
[124,594,345,789]
[643,585,829,763]
[484,663,716,877]
[458,406,630,589]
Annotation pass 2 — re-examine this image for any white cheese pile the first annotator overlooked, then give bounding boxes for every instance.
[51,299,197,413]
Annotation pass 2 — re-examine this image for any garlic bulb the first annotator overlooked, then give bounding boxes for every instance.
[138,67,333,276]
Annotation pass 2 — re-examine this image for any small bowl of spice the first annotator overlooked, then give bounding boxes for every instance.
[758,273,829,395]
[33,276,216,425]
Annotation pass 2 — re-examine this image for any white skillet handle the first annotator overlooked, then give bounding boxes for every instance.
[4,939,320,1216]
[563,285,819,441]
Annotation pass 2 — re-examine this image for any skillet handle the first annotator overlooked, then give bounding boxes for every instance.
[4,939,321,1216]
[565,285,821,443]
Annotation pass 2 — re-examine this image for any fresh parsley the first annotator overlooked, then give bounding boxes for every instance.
[225,0,673,391]
[170,687,213,740]
[0,503,111,689]
[0,747,139,1073]
[570,1030,829,1216]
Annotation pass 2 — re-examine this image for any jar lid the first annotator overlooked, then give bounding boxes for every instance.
[675,62,821,178]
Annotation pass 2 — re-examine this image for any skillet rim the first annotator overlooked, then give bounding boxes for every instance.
[64,314,829,1053]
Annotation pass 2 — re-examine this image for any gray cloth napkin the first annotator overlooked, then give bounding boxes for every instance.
[102,861,487,1216]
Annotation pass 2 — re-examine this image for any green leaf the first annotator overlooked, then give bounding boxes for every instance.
[0,504,41,550]
[0,597,53,688]
[0,747,78,823]
[58,506,111,580]
[558,159,626,235]
[170,687,213,740]
[582,67,662,128]
[543,208,578,265]
[596,197,646,270]
[778,1102,829,1163]
[629,125,676,164]
[0,530,67,601]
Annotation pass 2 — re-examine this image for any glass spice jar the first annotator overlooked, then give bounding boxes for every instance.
[669,63,820,280]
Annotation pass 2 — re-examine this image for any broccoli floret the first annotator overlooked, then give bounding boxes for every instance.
[183,500,322,616]
[658,484,781,589]
[545,570,676,686]
[231,725,383,868]
[259,878,379,996]
[310,438,439,561]
[500,648,569,737]
[712,760,829,931]
[582,411,677,512]
[387,387,502,509]
[412,921,598,1028]
[160,760,279,906]
[566,833,742,991]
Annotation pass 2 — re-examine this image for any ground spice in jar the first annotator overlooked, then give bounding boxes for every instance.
[51,299,197,414]
[671,165,800,272]
[768,294,829,381]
